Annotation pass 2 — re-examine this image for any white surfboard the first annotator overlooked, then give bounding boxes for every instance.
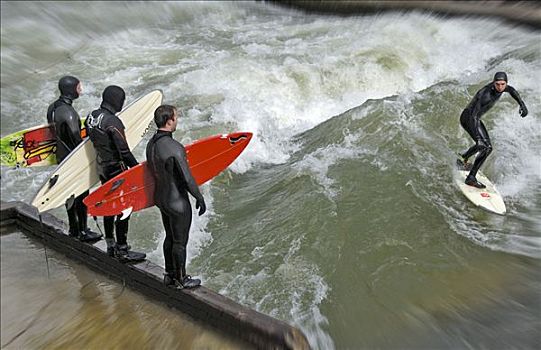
[455,169,506,215]
[32,90,163,213]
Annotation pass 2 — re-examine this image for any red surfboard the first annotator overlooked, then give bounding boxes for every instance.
[83,132,252,217]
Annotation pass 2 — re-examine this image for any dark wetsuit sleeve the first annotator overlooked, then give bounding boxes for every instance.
[469,89,484,118]
[46,104,55,124]
[63,110,83,147]
[84,114,91,135]
[54,104,83,151]
[469,87,490,133]
[174,145,204,202]
[106,119,138,168]
[506,85,527,109]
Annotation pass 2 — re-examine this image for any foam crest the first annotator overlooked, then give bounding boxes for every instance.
[294,132,373,201]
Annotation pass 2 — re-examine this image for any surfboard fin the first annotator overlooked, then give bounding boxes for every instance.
[120,207,133,220]
[48,174,59,189]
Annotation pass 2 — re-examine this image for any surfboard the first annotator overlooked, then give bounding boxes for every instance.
[83,132,252,218]
[455,164,506,215]
[0,121,86,168]
[32,90,163,213]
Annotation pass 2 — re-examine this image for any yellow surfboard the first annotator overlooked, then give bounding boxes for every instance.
[0,120,86,168]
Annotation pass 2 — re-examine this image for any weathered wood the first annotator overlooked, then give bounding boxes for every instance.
[0,200,310,350]
[268,0,541,30]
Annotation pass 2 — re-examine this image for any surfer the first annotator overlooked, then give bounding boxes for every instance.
[47,76,102,242]
[458,72,528,188]
[146,105,206,289]
[85,85,145,262]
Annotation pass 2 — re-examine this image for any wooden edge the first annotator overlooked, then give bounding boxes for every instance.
[267,0,541,30]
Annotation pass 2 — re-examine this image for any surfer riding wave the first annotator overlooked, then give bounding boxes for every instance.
[458,72,528,189]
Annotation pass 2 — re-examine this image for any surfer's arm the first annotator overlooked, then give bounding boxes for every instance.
[107,126,138,168]
[84,114,91,135]
[46,104,54,124]
[175,146,205,214]
[65,112,83,146]
[54,105,82,150]
[471,90,484,118]
[469,88,487,136]
[506,85,528,117]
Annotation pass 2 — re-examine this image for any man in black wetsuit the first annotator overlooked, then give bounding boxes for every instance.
[85,85,145,262]
[47,76,102,242]
[146,105,206,289]
[458,72,528,188]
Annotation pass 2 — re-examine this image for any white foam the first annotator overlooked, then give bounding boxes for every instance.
[213,235,335,349]
[294,131,375,202]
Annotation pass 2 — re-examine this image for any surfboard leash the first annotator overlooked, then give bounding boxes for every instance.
[92,216,104,237]
[38,213,51,279]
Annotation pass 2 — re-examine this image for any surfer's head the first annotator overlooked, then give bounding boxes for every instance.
[58,76,81,100]
[154,105,178,132]
[101,85,125,113]
[493,72,507,93]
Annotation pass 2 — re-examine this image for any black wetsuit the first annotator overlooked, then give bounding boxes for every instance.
[85,86,137,247]
[460,82,527,179]
[47,76,91,238]
[146,130,205,281]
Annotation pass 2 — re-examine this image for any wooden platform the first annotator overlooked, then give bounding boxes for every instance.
[269,0,541,30]
[0,200,310,350]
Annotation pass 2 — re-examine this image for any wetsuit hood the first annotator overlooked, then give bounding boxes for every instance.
[493,71,508,82]
[101,85,125,113]
[58,76,80,100]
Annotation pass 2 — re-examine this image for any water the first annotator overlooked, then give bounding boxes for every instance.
[0,230,247,349]
[1,2,540,349]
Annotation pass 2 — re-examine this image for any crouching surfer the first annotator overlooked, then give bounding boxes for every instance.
[457,72,528,188]
[85,85,145,262]
[47,76,102,242]
[146,105,205,289]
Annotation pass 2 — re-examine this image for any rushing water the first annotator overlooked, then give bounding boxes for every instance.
[1,2,540,349]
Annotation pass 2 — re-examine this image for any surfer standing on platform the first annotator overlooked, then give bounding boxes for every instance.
[85,85,145,262]
[146,105,206,289]
[458,72,528,188]
[47,76,102,242]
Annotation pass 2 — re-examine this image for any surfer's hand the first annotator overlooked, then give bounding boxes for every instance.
[196,198,206,216]
[519,106,528,118]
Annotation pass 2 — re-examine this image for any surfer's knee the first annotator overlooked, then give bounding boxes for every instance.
[171,241,187,255]
[482,141,492,155]
[477,139,491,154]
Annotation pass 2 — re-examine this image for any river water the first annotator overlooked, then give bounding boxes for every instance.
[0,229,247,349]
[1,2,540,349]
